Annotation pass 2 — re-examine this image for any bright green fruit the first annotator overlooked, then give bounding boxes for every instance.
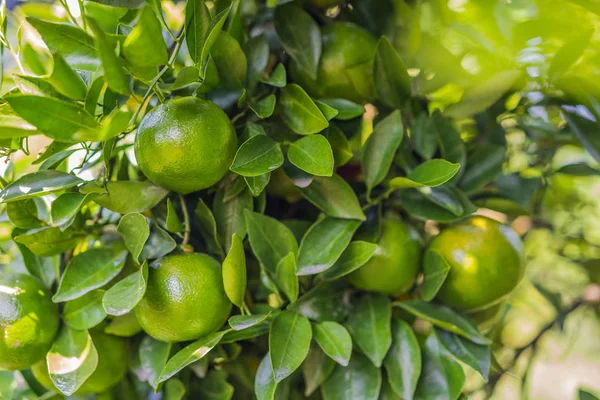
[428,217,525,311]
[348,220,422,295]
[134,97,237,194]
[0,273,59,371]
[135,253,232,342]
[290,22,377,104]
[32,329,129,395]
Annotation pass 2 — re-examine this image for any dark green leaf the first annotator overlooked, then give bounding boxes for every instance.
[320,241,377,280]
[436,329,490,382]
[228,313,270,331]
[313,322,352,366]
[245,210,298,274]
[563,107,600,164]
[418,249,450,302]
[14,226,82,257]
[297,217,361,275]
[261,63,287,88]
[383,319,421,400]
[325,125,353,167]
[269,311,312,382]
[194,198,224,257]
[53,248,128,302]
[288,135,334,177]
[222,233,247,308]
[389,159,460,189]
[117,212,150,263]
[160,66,201,91]
[194,370,233,399]
[245,173,271,197]
[81,181,168,214]
[255,353,277,400]
[0,170,82,203]
[250,94,276,119]
[399,186,476,223]
[321,353,382,400]
[274,3,321,80]
[244,33,269,91]
[230,134,284,176]
[411,114,437,160]
[459,144,505,193]
[373,36,411,108]
[556,163,600,176]
[165,198,184,233]
[298,174,366,220]
[123,6,168,67]
[185,0,231,72]
[104,311,143,337]
[362,110,404,191]
[346,294,392,367]
[211,31,247,89]
[303,345,335,397]
[63,290,107,330]
[214,187,253,251]
[314,100,339,121]
[433,112,466,180]
[102,260,148,316]
[319,98,365,120]
[49,53,87,100]
[88,18,130,95]
[51,192,97,229]
[11,230,58,287]
[289,281,351,323]
[7,200,42,229]
[138,336,172,390]
[221,322,269,343]
[279,84,329,135]
[579,390,600,400]
[275,252,299,302]
[394,301,490,345]
[93,0,144,7]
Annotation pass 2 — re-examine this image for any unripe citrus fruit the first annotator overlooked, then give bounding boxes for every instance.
[134,97,237,194]
[32,329,128,395]
[290,23,377,104]
[0,273,59,371]
[428,217,525,311]
[348,220,422,295]
[135,253,231,342]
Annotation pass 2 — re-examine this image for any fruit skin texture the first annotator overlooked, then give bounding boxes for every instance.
[348,220,422,295]
[31,329,129,395]
[290,23,377,104]
[428,217,525,311]
[0,273,59,371]
[134,97,237,194]
[135,253,232,342]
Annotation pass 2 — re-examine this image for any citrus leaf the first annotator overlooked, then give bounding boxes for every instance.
[0,170,83,203]
[288,135,334,177]
[383,319,421,400]
[13,226,82,257]
[245,173,271,197]
[228,313,270,331]
[102,260,148,316]
[222,233,247,308]
[211,31,247,89]
[436,328,490,382]
[165,198,184,233]
[138,336,172,390]
[81,181,168,214]
[249,94,276,119]
[230,134,284,177]
[411,113,437,160]
[279,84,329,135]
[63,290,107,331]
[214,187,253,252]
[255,353,277,400]
[275,252,299,302]
[244,33,269,91]
[53,248,128,302]
[296,217,361,276]
[269,311,312,383]
[51,192,97,229]
[325,125,353,167]
[314,100,339,121]
[104,312,143,337]
[313,322,352,366]
[117,212,150,264]
[298,174,366,221]
[321,353,382,400]
[87,18,130,95]
[346,294,392,367]
[418,249,450,301]
[194,198,224,257]
[122,6,168,67]
[373,36,411,109]
[0,115,38,139]
[303,345,335,396]
[389,159,460,189]
[563,106,600,164]
[48,53,87,100]
[320,241,377,280]
[261,63,287,88]
[319,98,365,120]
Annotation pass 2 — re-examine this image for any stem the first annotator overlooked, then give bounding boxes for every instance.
[6,43,25,74]
[179,193,191,246]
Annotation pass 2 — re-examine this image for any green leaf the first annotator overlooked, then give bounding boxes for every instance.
[418,249,450,302]
[321,353,382,400]
[244,33,269,91]
[274,3,321,80]
[102,260,148,316]
[7,200,42,229]
[11,230,57,288]
[0,170,82,203]
[411,113,437,160]
[104,311,143,337]
[165,198,184,233]
[194,370,233,399]
[222,322,269,344]
[53,248,128,302]
[362,110,404,191]
[436,328,490,382]
[346,294,392,367]
[433,112,466,180]
[245,173,271,197]
[319,98,365,120]
[314,100,339,121]
[228,313,270,331]
[269,311,312,383]
[549,30,593,82]
[6,95,99,142]
[117,212,150,263]
[389,159,460,189]
[26,17,98,70]
[138,336,172,390]
[303,345,335,397]
[194,198,224,257]
[230,134,284,177]
[414,334,465,400]
[49,53,87,100]
[289,281,351,323]
[279,84,329,135]
[297,217,361,275]
[166,378,186,400]
[580,390,600,400]
[298,174,366,220]
[394,301,490,345]
[563,107,600,164]
[63,290,107,330]
[214,187,253,252]
[244,210,298,274]
[122,6,168,67]
[320,241,377,280]
[373,36,411,108]
[313,322,352,366]
[222,233,247,308]
[157,331,225,384]
[81,181,169,214]
[47,327,98,396]
[325,125,353,167]
[250,94,276,119]
[87,18,130,95]
[160,66,201,91]
[255,353,277,400]
[399,186,477,223]
[288,135,334,177]
[211,31,247,89]
[51,192,97,228]
[14,226,82,257]
[458,144,505,193]
[383,319,421,400]
[185,0,231,73]
[0,115,38,139]
[261,63,287,88]
[275,252,299,302]
[93,0,144,7]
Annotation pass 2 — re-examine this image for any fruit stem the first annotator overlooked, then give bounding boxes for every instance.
[179,193,191,246]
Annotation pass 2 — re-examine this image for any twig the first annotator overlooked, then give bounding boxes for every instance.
[179,193,191,246]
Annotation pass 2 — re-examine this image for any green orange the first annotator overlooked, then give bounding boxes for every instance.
[428,217,525,311]
[32,329,129,395]
[290,23,377,104]
[0,273,59,371]
[135,253,232,342]
[134,97,237,194]
[348,220,422,295]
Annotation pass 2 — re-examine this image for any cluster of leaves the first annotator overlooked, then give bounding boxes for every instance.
[1,0,600,399]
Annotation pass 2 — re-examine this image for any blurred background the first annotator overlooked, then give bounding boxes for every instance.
[2,0,600,399]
